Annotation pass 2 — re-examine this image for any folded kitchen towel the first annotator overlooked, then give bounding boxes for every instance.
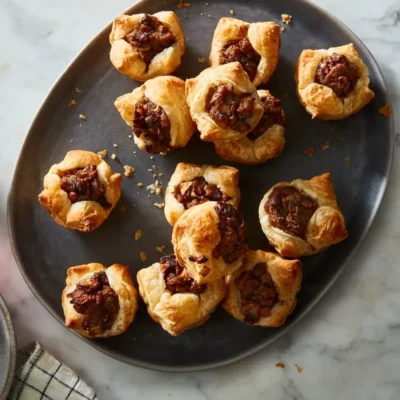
[7,342,98,400]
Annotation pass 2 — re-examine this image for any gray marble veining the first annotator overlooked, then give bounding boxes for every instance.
[0,0,399,399]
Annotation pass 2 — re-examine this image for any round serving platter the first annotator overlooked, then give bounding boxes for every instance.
[8,0,393,371]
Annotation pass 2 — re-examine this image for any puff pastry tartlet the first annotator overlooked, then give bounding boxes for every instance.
[38,150,122,232]
[172,201,247,284]
[62,263,138,338]
[259,173,348,258]
[223,250,302,326]
[137,254,226,336]
[185,62,264,142]
[164,163,241,226]
[115,76,195,154]
[109,12,185,82]
[214,90,286,165]
[209,18,280,87]
[295,43,374,120]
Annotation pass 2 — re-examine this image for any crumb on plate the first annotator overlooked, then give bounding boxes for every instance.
[280,26,285,32]
[295,364,303,373]
[79,114,87,121]
[229,10,235,15]
[159,172,164,177]
[197,57,205,63]
[378,103,392,118]
[156,245,167,253]
[140,251,147,262]
[281,14,292,24]
[120,206,126,213]
[137,182,144,187]
[113,143,118,148]
[124,165,135,177]
[147,180,163,195]
[75,87,81,93]
[68,100,78,107]
[304,147,315,157]
[177,0,191,8]
[345,157,351,164]
[321,140,330,151]
[154,202,165,209]
[276,362,286,369]
[135,230,143,241]
[97,149,107,159]
[111,153,117,160]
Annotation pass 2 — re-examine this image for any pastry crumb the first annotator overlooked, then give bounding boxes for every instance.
[281,14,292,24]
[147,180,163,195]
[124,165,135,177]
[156,245,167,253]
[113,143,118,148]
[276,362,286,369]
[177,0,191,8]
[321,140,330,151]
[154,202,165,209]
[152,165,157,170]
[295,364,303,373]
[197,57,205,63]
[75,87,81,93]
[379,103,392,118]
[79,114,87,121]
[150,156,155,160]
[120,206,126,213]
[200,12,204,16]
[207,14,211,18]
[304,147,315,157]
[140,251,147,262]
[345,157,351,164]
[339,135,344,142]
[153,173,157,179]
[97,149,107,159]
[280,26,285,32]
[137,182,144,187]
[205,2,209,5]
[68,99,78,107]
[128,135,132,139]
[148,169,153,172]
[229,9,235,15]
[111,153,117,160]
[159,172,164,177]
[135,230,143,241]
[70,139,74,143]
[160,151,167,156]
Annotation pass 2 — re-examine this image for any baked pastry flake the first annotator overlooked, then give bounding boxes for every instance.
[172,201,247,284]
[210,18,280,87]
[137,254,226,336]
[38,150,122,232]
[259,173,348,257]
[62,263,138,338]
[223,250,302,327]
[185,62,264,141]
[164,163,240,226]
[214,89,286,164]
[115,76,195,154]
[295,43,374,120]
[110,12,185,82]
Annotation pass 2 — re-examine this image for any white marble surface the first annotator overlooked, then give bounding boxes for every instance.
[0,0,399,399]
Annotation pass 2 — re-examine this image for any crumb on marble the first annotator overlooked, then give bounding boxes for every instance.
[113,143,118,148]
[304,147,315,157]
[68,99,78,107]
[135,230,143,241]
[153,173,157,179]
[97,149,107,159]
[137,182,144,187]
[276,362,286,368]
[378,103,392,118]
[79,114,87,121]
[152,165,157,170]
[128,135,132,139]
[281,14,292,24]
[154,202,165,209]
[295,364,303,373]
[148,169,153,172]
[124,165,135,177]
[111,153,117,160]
[197,57,205,63]
[229,10,235,15]
[159,172,164,177]
[150,156,155,160]
[321,140,330,151]
[147,180,162,195]
[156,245,167,253]
[140,251,147,262]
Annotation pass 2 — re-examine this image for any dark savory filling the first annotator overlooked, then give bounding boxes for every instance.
[58,165,111,209]
[247,95,287,141]
[236,263,278,324]
[315,53,360,98]
[132,96,171,154]
[220,38,261,81]
[125,14,176,65]
[213,202,247,264]
[173,177,231,210]
[68,272,120,335]
[265,186,318,238]
[205,84,255,133]
[160,254,206,295]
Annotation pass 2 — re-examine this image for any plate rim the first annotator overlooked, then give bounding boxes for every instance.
[0,295,17,397]
[7,0,394,372]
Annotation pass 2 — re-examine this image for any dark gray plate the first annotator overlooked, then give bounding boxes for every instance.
[8,0,393,371]
[0,295,16,397]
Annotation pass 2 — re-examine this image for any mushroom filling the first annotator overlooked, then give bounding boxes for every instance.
[205,84,255,133]
[236,263,278,324]
[132,96,171,154]
[160,254,206,295]
[314,53,360,98]
[213,202,247,264]
[125,14,176,65]
[265,186,318,238]
[68,272,120,335]
[173,177,231,209]
[58,165,111,209]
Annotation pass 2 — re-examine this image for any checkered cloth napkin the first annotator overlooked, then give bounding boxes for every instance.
[7,342,98,400]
